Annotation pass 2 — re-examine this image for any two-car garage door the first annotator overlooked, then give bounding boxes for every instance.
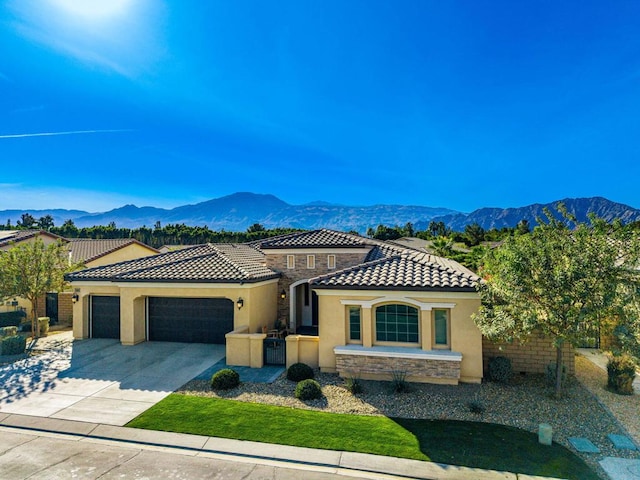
[148,297,233,344]
[90,296,233,344]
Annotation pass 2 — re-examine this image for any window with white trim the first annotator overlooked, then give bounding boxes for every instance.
[286,255,295,269]
[307,255,315,269]
[432,309,450,349]
[327,254,336,269]
[375,304,419,344]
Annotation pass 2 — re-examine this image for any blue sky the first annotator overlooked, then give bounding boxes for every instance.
[1,1,640,213]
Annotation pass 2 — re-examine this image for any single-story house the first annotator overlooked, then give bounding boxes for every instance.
[66,229,485,384]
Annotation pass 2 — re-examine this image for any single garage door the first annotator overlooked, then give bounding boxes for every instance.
[148,297,234,344]
[91,296,121,339]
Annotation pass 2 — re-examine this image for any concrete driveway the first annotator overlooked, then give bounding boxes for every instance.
[0,332,225,425]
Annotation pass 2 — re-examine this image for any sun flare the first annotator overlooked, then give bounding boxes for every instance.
[49,0,132,20]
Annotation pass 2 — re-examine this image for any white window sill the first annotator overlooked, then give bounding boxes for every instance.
[334,345,462,362]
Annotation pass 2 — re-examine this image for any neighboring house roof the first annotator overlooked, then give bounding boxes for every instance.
[0,229,66,248]
[258,229,368,249]
[388,237,431,251]
[68,238,160,264]
[65,243,279,284]
[310,251,480,292]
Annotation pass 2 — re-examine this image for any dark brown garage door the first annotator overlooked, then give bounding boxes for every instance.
[148,297,234,344]
[91,296,121,339]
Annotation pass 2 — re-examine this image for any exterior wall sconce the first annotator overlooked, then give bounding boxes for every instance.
[72,293,79,303]
[280,289,287,300]
[236,297,244,309]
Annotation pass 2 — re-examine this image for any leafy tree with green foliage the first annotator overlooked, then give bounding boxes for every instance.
[473,206,640,397]
[428,221,451,238]
[0,239,80,337]
[38,214,54,231]
[17,213,36,229]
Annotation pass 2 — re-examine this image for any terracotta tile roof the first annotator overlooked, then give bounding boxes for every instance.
[0,230,65,248]
[310,251,480,291]
[65,244,278,284]
[258,229,368,249]
[68,238,159,264]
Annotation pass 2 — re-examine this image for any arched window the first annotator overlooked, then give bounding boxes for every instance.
[375,304,419,343]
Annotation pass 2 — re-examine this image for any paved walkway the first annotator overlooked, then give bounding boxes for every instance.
[0,412,561,480]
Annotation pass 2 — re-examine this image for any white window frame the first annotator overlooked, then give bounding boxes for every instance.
[307,254,316,269]
[327,254,336,269]
[287,255,295,269]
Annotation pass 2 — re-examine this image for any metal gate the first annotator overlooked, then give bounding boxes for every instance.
[264,338,286,365]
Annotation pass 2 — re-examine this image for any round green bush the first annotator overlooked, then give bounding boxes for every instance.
[287,362,314,382]
[295,379,322,400]
[488,356,512,383]
[211,368,240,390]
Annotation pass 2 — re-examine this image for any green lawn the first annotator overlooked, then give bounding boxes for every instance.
[127,394,598,480]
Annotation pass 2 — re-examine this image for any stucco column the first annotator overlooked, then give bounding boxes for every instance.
[249,335,264,368]
[362,307,373,347]
[421,308,432,351]
[73,294,89,340]
[120,290,146,345]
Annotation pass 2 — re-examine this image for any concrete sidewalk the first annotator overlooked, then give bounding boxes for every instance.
[0,413,558,480]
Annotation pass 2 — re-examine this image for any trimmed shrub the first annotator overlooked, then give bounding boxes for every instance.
[488,356,512,383]
[295,379,322,400]
[287,362,314,382]
[345,376,363,394]
[0,326,18,338]
[546,362,567,386]
[607,354,637,395]
[38,317,50,337]
[211,368,240,390]
[0,311,26,328]
[0,335,27,356]
[391,370,410,393]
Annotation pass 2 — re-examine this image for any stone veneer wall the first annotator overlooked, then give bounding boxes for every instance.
[266,251,370,321]
[482,335,575,375]
[335,353,461,383]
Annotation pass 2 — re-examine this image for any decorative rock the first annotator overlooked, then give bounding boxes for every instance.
[538,423,553,446]
[568,437,600,453]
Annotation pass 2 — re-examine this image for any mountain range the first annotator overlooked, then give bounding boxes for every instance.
[1,192,639,233]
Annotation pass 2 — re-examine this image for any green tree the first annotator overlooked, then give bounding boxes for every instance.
[247,223,265,233]
[431,236,454,257]
[38,214,55,231]
[464,223,485,246]
[0,239,79,337]
[473,206,640,397]
[515,219,531,235]
[17,213,36,229]
[428,221,451,238]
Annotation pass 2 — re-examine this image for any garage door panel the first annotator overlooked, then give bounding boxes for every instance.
[91,296,120,339]
[148,297,233,344]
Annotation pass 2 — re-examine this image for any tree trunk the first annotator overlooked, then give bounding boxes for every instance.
[555,343,564,398]
[31,297,38,339]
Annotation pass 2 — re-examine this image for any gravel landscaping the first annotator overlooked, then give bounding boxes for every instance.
[179,354,640,479]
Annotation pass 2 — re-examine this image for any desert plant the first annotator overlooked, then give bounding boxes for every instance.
[390,370,410,393]
[607,354,637,395]
[0,335,27,356]
[345,376,363,394]
[546,362,567,386]
[488,356,512,383]
[287,362,314,382]
[210,368,240,390]
[295,379,323,400]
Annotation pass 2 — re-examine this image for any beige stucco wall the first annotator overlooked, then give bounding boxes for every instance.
[0,232,62,252]
[85,243,159,268]
[315,290,482,383]
[286,335,320,368]
[71,280,278,345]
